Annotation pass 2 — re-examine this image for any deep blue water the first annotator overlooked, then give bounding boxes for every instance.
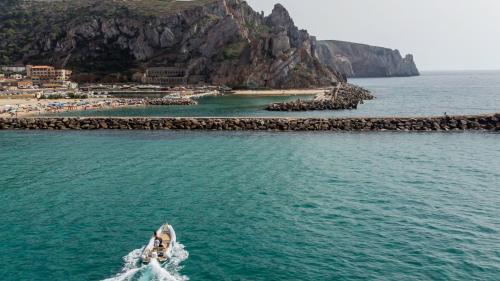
[54,71,500,117]
[0,131,499,281]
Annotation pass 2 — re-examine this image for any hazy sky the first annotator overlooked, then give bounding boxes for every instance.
[247,0,500,70]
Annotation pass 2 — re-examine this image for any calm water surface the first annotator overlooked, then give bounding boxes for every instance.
[2,71,500,280]
[0,131,499,280]
[54,71,500,117]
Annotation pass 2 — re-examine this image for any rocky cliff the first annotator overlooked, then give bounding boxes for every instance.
[0,0,344,88]
[316,40,419,78]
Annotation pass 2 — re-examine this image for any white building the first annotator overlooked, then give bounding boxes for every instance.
[10,74,23,80]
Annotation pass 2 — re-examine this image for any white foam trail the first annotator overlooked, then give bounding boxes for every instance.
[162,242,189,281]
[102,248,144,281]
[167,243,190,270]
[103,267,142,281]
[150,259,180,281]
[103,243,189,281]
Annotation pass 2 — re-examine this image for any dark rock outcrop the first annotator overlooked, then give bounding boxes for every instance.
[145,98,197,106]
[316,40,420,78]
[1,114,498,131]
[266,83,374,111]
[0,0,344,88]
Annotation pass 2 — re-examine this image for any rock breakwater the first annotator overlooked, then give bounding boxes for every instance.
[0,114,498,132]
[266,84,374,111]
[145,98,197,106]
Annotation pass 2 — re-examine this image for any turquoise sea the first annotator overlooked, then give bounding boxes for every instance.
[1,71,499,281]
[53,71,500,118]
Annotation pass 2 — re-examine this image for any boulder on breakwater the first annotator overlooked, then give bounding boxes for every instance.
[0,114,498,132]
[145,98,197,106]
[266,83,374,111]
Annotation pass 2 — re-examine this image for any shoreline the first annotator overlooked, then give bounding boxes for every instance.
[0,97,194,118]
[0,98,135,118]
[0,88,327,117]
[1,114,498,131]
[233,88,328,96]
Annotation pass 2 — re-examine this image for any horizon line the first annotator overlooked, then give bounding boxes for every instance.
[419,69,500,72]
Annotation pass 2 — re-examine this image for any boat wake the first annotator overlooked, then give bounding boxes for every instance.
[103,243,189,281]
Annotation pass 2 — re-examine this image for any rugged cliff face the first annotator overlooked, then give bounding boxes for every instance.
[316,40,419,78]
[0,0,344,88]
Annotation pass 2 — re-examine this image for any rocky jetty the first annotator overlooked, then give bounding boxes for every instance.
[1,114,498,131]
[266,83,374,111]
[0,0,344,88]
[145,98,197,106]
[316,40,420,78]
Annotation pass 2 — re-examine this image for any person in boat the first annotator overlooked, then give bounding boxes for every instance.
[153,231,163,248]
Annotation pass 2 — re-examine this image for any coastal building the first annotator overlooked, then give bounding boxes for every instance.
[0,80,19,91]
[17,80,33,89]
[41,83,62,89]
[26,65,72,86]
[0,78,34,91]
[10,74,23,80]
[0,81,12,89]
[188,75,207,85]
[0,66,26,73]
[146,67,186,77]
[143,67,187,86]
[55,69,72,81]
[142,66,206,86]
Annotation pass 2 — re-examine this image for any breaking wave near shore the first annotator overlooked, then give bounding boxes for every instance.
[103,243,189,281]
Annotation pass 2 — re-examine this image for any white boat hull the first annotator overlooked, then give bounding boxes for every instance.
[141,224,176,264]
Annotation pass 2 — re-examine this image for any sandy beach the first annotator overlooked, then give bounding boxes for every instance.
[0,88,326,117]
[0,98,144,117]
[233,88,329,96]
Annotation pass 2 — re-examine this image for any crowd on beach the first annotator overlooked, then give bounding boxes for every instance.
[0,97,197,117]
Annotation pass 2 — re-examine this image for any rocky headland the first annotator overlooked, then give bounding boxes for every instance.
[1,114,498,131]
[265,83,374,111]
[0,0,344,88]
[316,40,419,78]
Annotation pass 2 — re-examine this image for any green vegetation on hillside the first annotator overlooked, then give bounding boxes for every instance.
[0,0,219,65]
[110,0,218,16]
[10,0,218,17]
[0,0,73,64]
[245,21,271,39]
[223,42,248,60]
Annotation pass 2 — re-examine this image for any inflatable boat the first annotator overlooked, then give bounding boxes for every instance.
[141,224,176,264]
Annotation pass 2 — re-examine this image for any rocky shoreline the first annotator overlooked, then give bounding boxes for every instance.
[145,98,197,106]
[265,84,374,111]
[0,114,498,131]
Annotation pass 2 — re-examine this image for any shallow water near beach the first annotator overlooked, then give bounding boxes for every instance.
[0,130,499,280]
[52,70,500,118]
